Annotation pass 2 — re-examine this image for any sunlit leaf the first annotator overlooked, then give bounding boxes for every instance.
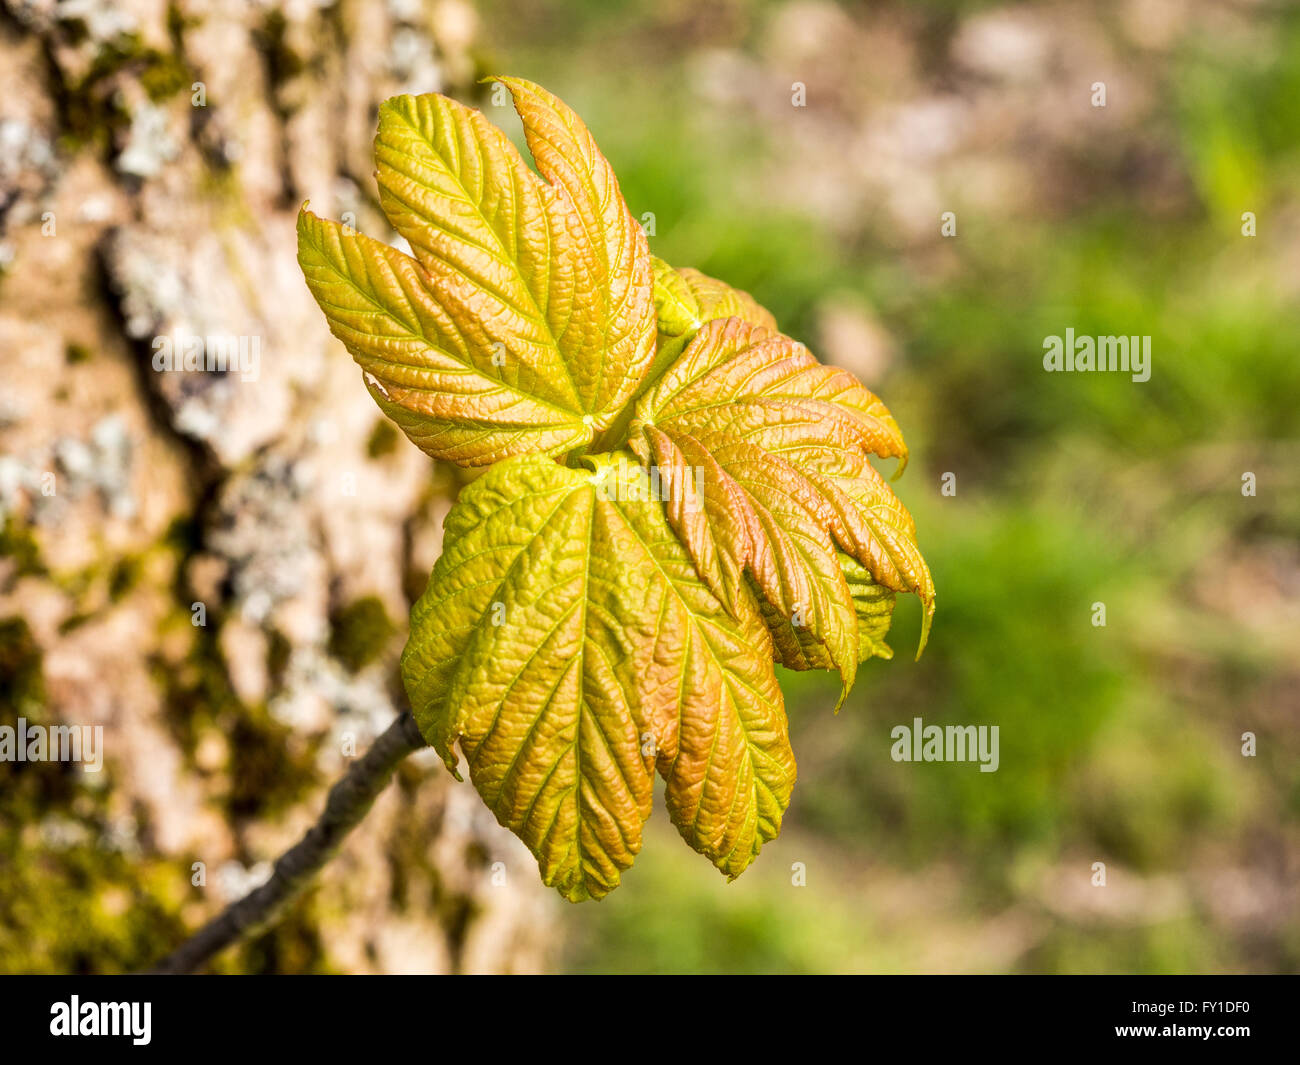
[298,78,655,466]
[403,454,795,900]
[631,317,933,674]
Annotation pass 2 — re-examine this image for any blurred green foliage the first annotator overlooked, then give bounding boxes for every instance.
[481,0,1300,972]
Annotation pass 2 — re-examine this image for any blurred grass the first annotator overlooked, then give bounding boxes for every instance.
[480,0,1300,972]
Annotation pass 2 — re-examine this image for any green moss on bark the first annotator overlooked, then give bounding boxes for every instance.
[328,596,397,674]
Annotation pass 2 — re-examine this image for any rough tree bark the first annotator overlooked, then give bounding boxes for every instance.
[0,0,554,974]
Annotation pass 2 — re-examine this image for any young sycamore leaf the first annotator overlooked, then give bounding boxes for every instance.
[297,76,934,901]
[402,454,795,901]
[629,316,934,691]
[297,78,655,466]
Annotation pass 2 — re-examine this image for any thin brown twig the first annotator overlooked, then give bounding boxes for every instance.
[148,711,427,974]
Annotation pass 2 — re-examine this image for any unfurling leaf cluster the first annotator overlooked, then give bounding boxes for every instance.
[297,77,934,901]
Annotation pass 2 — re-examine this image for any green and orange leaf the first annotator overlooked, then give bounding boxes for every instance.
[298,78,655,467]
[631,317,934,668]
[403,455,795,900]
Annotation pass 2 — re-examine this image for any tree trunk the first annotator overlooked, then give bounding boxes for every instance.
[0,0,555,974]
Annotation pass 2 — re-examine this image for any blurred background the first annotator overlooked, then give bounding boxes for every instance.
[1,0,1297,973]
